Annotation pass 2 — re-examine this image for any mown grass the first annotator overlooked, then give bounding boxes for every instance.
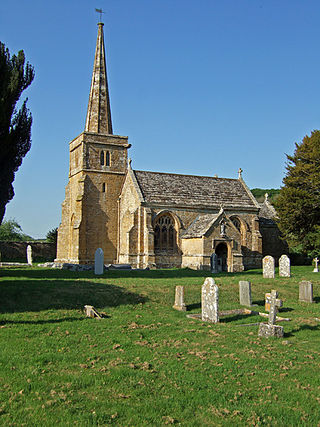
[0,266,319,426]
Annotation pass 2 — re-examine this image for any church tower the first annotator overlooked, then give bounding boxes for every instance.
[56,22,130,264]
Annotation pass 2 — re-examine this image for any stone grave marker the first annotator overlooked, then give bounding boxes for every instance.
[173,286,187,311]
[299,281,314,303]
[84,305,103,318]
[239,281,252,306]
[258,290,284,338]
[210,253,218,273]
[279,254,290,277]
[265,292,271,312]
[94,248,104,275]
[27,245,32,265]
[201,277,219,323]
[263,255,275,279]
[313,258,319,273]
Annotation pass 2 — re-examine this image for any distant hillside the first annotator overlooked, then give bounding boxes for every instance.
[250,188,280,204]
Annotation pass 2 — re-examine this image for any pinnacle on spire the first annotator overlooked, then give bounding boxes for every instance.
[85,22,113,134]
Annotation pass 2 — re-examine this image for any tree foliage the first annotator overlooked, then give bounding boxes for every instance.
[0,218,32,241]
[46,227,58,245]
[251,188,280,204]
[276,130,320,256]
[0,42,35,224]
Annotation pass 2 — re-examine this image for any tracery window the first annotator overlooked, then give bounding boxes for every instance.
[154,214,176,252]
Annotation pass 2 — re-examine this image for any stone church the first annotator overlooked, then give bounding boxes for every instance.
[56,23,284,272]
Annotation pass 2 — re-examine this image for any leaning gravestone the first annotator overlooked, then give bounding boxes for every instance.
[27,245,32,265]
[299,281,314,303]
[263,255,275,279]
[94,248,104,275]
[201,277,219,323]
[258,289,284,338]
[173,286,187,311]
[279,254,290,277]
[239,281,252,306]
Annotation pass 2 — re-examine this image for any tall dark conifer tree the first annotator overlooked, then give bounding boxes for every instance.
[0,42,34,224]
[276,130,320,256]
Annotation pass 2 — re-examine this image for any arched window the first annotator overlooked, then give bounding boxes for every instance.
[102,183,106,193]
[106,151,110,166]
[100,150,105,166]
[231,216,241,232]
[154,214,176,253]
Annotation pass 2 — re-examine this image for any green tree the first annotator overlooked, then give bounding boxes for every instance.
[276,130,320,256]
[0,218,32,241]
[0,42,35,224]
[46,227,58,245]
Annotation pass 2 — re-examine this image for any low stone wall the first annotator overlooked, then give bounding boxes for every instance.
[0,241,56,262]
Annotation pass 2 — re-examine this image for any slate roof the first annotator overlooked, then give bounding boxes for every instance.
[133,170,257,209]
[181,213,220,238]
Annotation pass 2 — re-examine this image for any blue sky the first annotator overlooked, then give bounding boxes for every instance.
[1,0,320,238]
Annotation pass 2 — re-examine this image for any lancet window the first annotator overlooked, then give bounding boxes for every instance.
[100,150,111,167]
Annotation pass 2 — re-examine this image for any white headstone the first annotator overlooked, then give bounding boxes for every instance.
[94,248,104,275]
[313,258,319,273]
[263,255,275,279]
[279,254,290,277]
[201,277,219,323]
[27,245,32,265]
[173,286,187,311]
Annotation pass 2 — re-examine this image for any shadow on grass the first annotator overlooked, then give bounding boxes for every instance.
[0,317,86,325]
[0,279,147,314]
[0,267,263,280]
[186,302,201,311]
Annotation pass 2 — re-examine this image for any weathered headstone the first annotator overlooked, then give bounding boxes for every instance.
[263,256,275,279]
[258,290,284,338]
[239,281,252,306]
[84,305,102,318]
[313,258,319,273]
[265,292,271,312]
[201,277,219,323]
[27,245,32,265]
[279,254,290,277]
[173,286,187,311]
[210,253,218,273]
[94,248,104,275]
[299,281,314,303]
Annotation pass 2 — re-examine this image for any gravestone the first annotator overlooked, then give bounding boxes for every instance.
[263,256,275,279]
[239,281,252,306]
[27,245,32,265]
[201,277,219,323]
[94,248,104,275]
[299,281,314,303]
[313,258,319,273]
[173,286,187,311]
[210,253,218,273]
[84,305,102,318]
[279,254,290,277]
[265,292,271,312]
[258,290,284,338]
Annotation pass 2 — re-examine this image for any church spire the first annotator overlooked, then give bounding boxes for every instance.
[85,22,113,134]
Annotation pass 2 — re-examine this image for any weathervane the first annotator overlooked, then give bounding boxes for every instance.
[95,8,105,23]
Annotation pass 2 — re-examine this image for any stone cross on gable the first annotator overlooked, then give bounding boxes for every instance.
[268,290,283,326]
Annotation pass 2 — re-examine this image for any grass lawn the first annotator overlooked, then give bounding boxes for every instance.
[0,266,319,426]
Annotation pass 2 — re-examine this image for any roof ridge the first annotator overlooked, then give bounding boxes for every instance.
[134,169,237,181]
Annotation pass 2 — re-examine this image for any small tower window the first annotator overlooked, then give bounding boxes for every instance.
[102,183,106,193]
[100,150,105,166]
[106,151,110,166]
